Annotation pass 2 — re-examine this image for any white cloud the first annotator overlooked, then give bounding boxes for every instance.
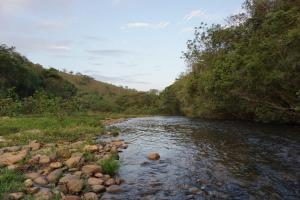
[183,10,205,21]
[48,45,70,51]
[123,21,169,30]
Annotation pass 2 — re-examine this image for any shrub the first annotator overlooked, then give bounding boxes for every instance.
[98,155,120,176]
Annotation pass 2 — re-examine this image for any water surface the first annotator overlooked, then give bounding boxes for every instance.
[102,116,300,200]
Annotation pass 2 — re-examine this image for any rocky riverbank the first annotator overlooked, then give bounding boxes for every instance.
[0,138,128,200]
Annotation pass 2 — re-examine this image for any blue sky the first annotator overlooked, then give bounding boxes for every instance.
[0,0,244,91]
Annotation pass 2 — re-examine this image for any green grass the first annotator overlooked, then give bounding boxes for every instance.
[0,168,25,198]
[0,113,132,147]
[98,155,120,176]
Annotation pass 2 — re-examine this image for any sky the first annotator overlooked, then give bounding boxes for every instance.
[0,0,245,91]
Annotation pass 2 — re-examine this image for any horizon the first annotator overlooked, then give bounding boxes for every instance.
[0,0,244,91]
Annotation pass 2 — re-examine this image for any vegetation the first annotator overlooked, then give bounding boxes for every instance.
[0,168,25,198]
[160,0,300,124]
[98,154,120,176]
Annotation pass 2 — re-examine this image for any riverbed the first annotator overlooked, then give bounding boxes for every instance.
[102,116,300,200]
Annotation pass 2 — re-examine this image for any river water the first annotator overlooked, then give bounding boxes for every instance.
[102,116,300,200]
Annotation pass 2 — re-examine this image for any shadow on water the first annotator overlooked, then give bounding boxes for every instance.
[99,116,300,200]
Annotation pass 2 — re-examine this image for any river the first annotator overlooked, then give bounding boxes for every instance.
[101,116,300,200]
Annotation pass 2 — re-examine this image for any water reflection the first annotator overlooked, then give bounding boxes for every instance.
[100,117,300,200]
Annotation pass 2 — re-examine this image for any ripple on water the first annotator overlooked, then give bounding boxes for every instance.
[99,116,300,200]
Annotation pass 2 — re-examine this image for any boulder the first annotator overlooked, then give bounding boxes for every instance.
[29,140,41,151]
[104,178,115,186]
[0,149,28,166]
[50,161,63,169]
[147,152,160,160]
[65,156,84,168]
[34,189,53,200]
[91,185,106,193]
[47,168,63,183]
[106,185,123,193]
[25,172,40,180]
[83,145,98,152]
[59,175,84,194]
[26,187,40,194]
[39,155,50,164]
[34,176,48,185]
[94,172,103,178]
[81,164,101,176]
[88,177,104,186]
[63,195,81,200]
[57,148,72,159]
[82,192,98,200]
[8,192,24,200]
[24,179,33,187]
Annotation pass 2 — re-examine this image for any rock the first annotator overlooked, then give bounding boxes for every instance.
[7,164,19,170]
[39,155,50,164]
[115,177,123,185]
[26,187,40,194]
[69,168,79,172]
[29,140,41,151]
[47,168,63,183]
[106,185,123,193]
[4,146,21,152]
[188,187,201,194]
[0,149,28,166]
[50,162,63,169]
[147,152,160,160]
[82,192,98,200]
[94,172,103,178]
[73,171,82,177]
[91,185,106,193]
[57,148,72,159]
[25,172,40,180]
[82,164,101,176]
[8,192,24,200]
[83,145,99,152]
[33,176,49,185]
[65,156,84,168]
[104,178,115,186]
[103,174,111,181]
[59,175,84,194]
[24,179,33,187]
[34,189,53,200]
[0,136,6,143]
[63,195,81,200]
[88,177,104,186]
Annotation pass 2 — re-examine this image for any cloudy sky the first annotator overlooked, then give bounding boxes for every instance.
[0,0,244,91]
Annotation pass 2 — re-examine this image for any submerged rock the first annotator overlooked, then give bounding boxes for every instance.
[147,152,160,161]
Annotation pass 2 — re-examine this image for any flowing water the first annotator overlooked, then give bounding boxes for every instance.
[100,116,300,200]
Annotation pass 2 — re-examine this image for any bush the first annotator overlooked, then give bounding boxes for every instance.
[98,154,120,176]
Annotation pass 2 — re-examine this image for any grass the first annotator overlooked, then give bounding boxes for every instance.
[98,154,120,176]
[0,168,25,198]
[0,113,132,147]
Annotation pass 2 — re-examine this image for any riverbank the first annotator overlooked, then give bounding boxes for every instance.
[0,113,132,199]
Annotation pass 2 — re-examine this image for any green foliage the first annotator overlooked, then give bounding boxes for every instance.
[161,0,300,123]
[0,168,25,198]
[98,154,120,176]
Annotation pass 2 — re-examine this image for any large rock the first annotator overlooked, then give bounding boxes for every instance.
[88,177,104,186]
[82,192,98,200]
[65,155,84,168]
[24,179,33,187]
[34,189,53,200]
[50,161,63,169]
[39,155,50,164]
[25,172,40,180]
[57,148,72,159]
[63,195,81,200]
[8,192,24,200]
[83,145,98,152]
[59,175,84,194]
[33,176,49,186]
[104,178,115,186]
[91,185,106,193]
[47,168,63,183]
[0,149,28,166]
[81,164,101,176]
[106,185,123,193]
[147,152,160,160]
[29,140,41,151]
